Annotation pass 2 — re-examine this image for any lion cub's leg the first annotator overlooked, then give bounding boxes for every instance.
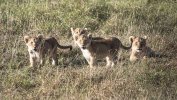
[106,57,112,67]
[51,48,58,66]
[29,56,37,67]
[40,55,45,65]
[106,56,115,67]
[111,62,115,67]
[38,50,46,66]
[130,54,138,62]
[40,59,43,65]
[29,57,34,67]
[88,57,95,68]
[52,55,58,66]
[112,55,118,67]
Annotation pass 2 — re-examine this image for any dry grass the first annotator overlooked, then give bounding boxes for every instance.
[0,0,177,100]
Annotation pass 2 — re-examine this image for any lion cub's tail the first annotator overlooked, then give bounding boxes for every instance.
[57,44,72,50]
[48,37,72,50]
[120,42,132,50]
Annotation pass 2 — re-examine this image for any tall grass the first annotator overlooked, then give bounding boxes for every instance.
[0,0,177,99]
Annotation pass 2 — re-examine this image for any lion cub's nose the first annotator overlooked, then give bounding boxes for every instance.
[34,47,37,51]
[82,46,86,49]
[137,48,142,52]
[30,50,34,54]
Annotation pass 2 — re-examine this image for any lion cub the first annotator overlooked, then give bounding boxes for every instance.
[129,36,155,62]
[71,27,104,45]
[24,35,72,67]
[75,34,131,68]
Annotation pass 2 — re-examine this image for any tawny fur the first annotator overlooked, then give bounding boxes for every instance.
[129,36,155,62]
[75,34,131,68]
[24,35,72,67]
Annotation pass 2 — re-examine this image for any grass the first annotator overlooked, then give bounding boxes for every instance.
[0,0,177,99]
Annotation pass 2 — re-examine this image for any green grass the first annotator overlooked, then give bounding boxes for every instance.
[0,0,177,99]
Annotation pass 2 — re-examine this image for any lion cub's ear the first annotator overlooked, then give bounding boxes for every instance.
[71,27,74,34]
[144,36,147,40]
[129,36,135,43]
[81,28,88,35]
[37,34,43,41]
[24,35,31,43]
[88,33,92,39]
[84,28,88,31]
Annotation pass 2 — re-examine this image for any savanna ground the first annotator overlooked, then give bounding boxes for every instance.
[0,0,177,99]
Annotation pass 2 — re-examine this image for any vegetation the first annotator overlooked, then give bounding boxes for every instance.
[0,0,177,99]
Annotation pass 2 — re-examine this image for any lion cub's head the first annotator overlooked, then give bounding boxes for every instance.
[76,33,92,49]
[129,36,147,52]
[71,28,89,43]
[24,35,43,51]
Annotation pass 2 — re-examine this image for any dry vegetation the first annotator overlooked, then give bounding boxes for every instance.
[0,0,177,99]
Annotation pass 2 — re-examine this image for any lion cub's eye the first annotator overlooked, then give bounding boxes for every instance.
[140,42,144,47]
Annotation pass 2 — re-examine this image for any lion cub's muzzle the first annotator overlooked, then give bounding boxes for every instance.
[136,48,142,52]
[136,43,144,52]
[82,46,86,49]
[34,43,40,51]
[81,41,90,49]
[33,46,38,51]
[30,49,37,54]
